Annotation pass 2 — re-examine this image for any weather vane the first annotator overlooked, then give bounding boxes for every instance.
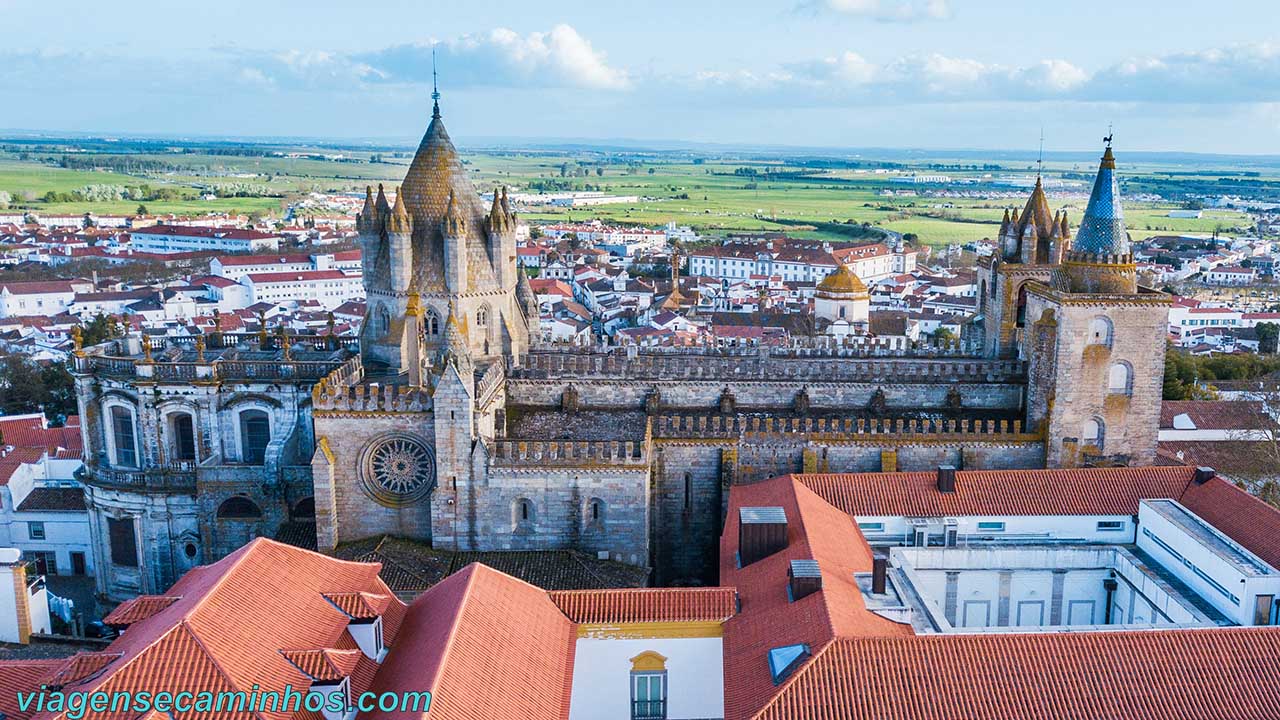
[1037,127,1044,177]
[1104,123,1113,148]
[431,46,441,117]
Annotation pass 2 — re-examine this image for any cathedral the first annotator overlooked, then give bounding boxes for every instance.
[71,103,1169,600]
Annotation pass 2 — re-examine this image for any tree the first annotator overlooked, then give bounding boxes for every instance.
[647,167,656,175]
[1258,322,1280,354]
[136,204,148,215]
[81,313,122,347]
[595,167,604,177]
[40,362,75,421]
[0,355,50,417]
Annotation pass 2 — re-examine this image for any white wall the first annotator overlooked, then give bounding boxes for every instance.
[567,636,724,720]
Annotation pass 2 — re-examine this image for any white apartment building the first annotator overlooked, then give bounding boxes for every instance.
[211,250,361,282]
[130,225,280,254]
[245,270,364,310]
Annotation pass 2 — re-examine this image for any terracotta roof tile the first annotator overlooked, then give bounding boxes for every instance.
[16,487,85,513]
[0,660,63,720]
[755,630,1280,720]
[280,648,363,682]
[1160,400,1276,430]
[102,596,183,626]
[799,466,1198,517]
[1180,475,1280,569]
[363,562,576,720]
[549,587,736,624]
[323,591,392,619]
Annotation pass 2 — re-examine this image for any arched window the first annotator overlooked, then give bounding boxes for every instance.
[377,306,391,335]
[476,306,489,328]
[217,496,263,520]
[587,498,606,528]
[239,409,270,465]
[425,310,440,336]
[1015,284,1028,327]
[630,651,668,720]
[1089,316,1114,348]
[170,412,196,462]
[513,498,535,531]
[108,405,138,468]
[1083,417,1105,450]
[1108,361,1133,395]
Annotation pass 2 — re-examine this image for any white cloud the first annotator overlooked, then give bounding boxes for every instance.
[810,0,952,22]
[355,24,629,91]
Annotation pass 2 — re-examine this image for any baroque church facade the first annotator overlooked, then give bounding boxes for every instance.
[72,104,1169,600]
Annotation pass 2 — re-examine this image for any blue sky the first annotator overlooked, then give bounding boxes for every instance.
[5,0,1280,153]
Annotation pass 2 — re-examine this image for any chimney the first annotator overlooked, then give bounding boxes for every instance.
[1193,466,1216,484]
[871,557,888,595]
[788,560,822,601]
[937,465,957,493]
[739,506,787,566]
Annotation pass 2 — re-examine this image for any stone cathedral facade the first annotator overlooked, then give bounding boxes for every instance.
[73,105,1169,599]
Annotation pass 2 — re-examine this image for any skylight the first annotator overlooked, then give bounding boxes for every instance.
[768,643,811,685]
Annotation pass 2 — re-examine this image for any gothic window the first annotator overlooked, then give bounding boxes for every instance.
[1015,284,1028,327]
[217,496,263,520]
[1083,417,1105,450]
[107,517,138,567]
[477,306,489,328]
[358,434,437,507]
[170,412,196,462]
[426,311,440,336]
[377,306,391,335]
[1108,361,1133,395]
[1089,316,1114,348]
[239,409,270,465]
[109,406,138,468]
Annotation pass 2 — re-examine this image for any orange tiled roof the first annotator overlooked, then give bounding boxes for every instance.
[363,562,576,720]
[0,661,63,720]
[549,587,736,624]
[1181,475,1280,568]
[281,648,363,682]
[798,466,1199,518]
[45,652,124,687]
[755,629,1280,720]
[323,590,392,619]
[102,595,182,626]
[24,538,403,720]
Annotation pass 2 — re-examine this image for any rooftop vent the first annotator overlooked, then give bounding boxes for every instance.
[937,465,957,493]
[739,506,787,566]
[872,557,888,595]
[1193,467,1216,484]
[788,560,822,601]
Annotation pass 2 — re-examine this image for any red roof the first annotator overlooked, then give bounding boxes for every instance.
[132,224,277,240]
[1181,475,1280,569]
[0,661,64,720]
[247,270,354,284]
[0,280,78,295]
[798,466,1198,517]
[550,587,736,624]
[1160,400,1275,430]
[755,629,1280,720]
[0,414,83,458]
[215,252,314,266]
[19,538,403,720]
[364,562,576,720]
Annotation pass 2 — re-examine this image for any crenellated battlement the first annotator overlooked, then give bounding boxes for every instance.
[513,346,1024,383]
[654,413,1037,441]
[312,356,432,413]
[489,439,649,467]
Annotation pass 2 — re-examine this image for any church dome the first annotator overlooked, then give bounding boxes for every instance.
[816,264,869,297]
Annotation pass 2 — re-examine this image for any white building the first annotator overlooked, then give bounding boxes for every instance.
[211,250,361,282]
[0,280,93,318]
[130,225,280,254]
[1204,265,1256,285]
[245,270,364,310]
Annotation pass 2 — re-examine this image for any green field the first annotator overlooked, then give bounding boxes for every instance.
[0,141,1264,249]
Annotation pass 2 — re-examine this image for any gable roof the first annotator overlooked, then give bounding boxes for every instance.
[550,587,736,624]
[364,562,576,720]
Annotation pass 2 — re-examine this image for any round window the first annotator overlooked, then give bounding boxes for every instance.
[359,434,437,507]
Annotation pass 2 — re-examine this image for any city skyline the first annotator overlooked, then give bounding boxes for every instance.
[3,0,1280,153]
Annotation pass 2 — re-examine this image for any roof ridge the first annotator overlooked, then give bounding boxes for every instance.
[784,477,842,642]
[420,563,483,695]
[179,619,273,720]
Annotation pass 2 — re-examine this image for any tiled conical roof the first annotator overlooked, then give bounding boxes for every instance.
[1016,176,1055,240]
[400,110,486,231]
[1072,144,1129,256]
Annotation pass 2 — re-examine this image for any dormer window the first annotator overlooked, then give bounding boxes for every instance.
[349,615,385,662]
[323,591,390,662]
[308,676,353,720]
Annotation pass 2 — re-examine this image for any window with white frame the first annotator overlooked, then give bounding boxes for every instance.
[109,405,138,467]
[976,521,1006,532]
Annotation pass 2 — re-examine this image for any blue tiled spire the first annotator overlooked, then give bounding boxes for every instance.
[1071,142,1129,256]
